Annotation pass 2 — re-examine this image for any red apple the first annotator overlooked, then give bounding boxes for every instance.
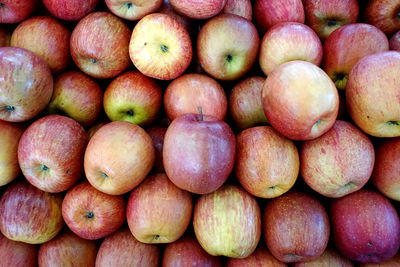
[226,246,286,267]
[169,0,226,19]
[364,0,400,36]
[293,247,354,267]
[146,126,167,173]
[0,232,38,267]
[222,0,252,20]
[0,25,10,46]
[0,47,53,122]
[42,0,99,21]
[0,0,37,23]
[105,0,163,20]
[390,30,400,50]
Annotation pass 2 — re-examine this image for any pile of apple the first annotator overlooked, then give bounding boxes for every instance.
[1,0,400,266]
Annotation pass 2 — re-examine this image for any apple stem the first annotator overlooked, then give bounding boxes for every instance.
[155,235,160,240]
[197,106,203,121]
[40,164,49,172]
[387,121,399,126]
[125,2,133,8]
[5,105,14,112]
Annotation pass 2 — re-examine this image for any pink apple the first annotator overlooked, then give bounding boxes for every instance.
[0,25,10,46]
[389,30,400,50]
[222,0,252,20]
[146,126,167,173]
[42,0,99,21]
[226,246,286,267]
[0,0,37,23]
[293,247,353,267]
[0,232,38,267]
[364,0,400,36]
[169,0,226,19]
[105,0,163,21]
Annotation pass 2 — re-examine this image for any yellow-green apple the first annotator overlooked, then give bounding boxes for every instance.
[193,184,261,258]
[146,126,167,173]
[254,0,305,34]
[261,60,339,141]
[304,0,359,40]
[0,0,37,23]
[158,0,193,33]
[169,0,226,19]
[0,25,10,46]
[38,230,98,267]
[103,71,162,127]
[162,235,223,267]
[259,22,323,76]
[163,112,236,194]
[105,0,163,21]
[129,13,192,80]
[0,181,64,244]
[42,0,99,21]
[364,0,400,36]
[371,137,400,201]
[10,16,71,74]
[127,173,193,244]
[62,181,125,240]
[222,0,252,20]
[84,121,155,195]
[359,252,400,266]
[330,189,400,263]
[197,14,259,81]
[0,47,53,122]
[47,70,103,127]
[0,232,38,267]
[300,120,375,198]
[0,121,24,186]
[18,115,88,193]
[164,73,227,121]
[346,51,400,137]
[228,76,268,130]
[263,191,330,263]
[70,11,131,79]
[235,126,299,198]
[293,247,354,267]
[226,246,287,267]
[390,30,400,50]
[96,228,160,267]
[322,23,389,90]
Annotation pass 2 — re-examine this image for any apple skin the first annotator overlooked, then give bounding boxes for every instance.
[0,0,37,23]
[158,0,193,33]
[38,230,98,267]
[261,60,339,141]
[105,0,163,21]
[0,181,64,244]
[0,232,38,267]
[104,71,162,127]
[259,22,323,76]
[263,191,330,263]
[0,47,53,122]
[164,73,228,121]
[43,0,99,21]
[197,13,259,81]
[96,227,160,267]
[169,0,227,19]
[226,246,287,267]
[304,0,359,41]
[364,0,400,36]
[193,184,261,258]
[359,251,400,266]
[18,115,88,193]
[330,189,400,263]
[0,25,10,46]
[235,126,299,198]
[222,0,252,20]
[323,23,389,90]
[146,126,167,173]
[293,247,354,267]
[62,181,126,240]
[88,121,109,139]
[163,113,236,194]
[70,11,131,79]
[300,120,375,198]
[345,51,400,137]
[390,30,400,50]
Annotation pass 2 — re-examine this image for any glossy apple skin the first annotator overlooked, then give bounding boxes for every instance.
[323,23,389,90]
[164,73,227,121]
[0,25,10,46]
[364,0,400,36]
[0,232,38,267]
[0,0,37,23]
[62,182,126,240]
[193,185,261,258]
[96,228,160,267]
[226,246,287,267]
[163,113,236,194]
[390,30,400,50]
[262,60,339,141]
[0,181,64,244]
[330,190,400,263]
[18,115,88,193]
[263,191,330,263]
[105,0,163,20]
[222,0,252,20]
[146,126,167,173]
[169,0,226,19]
[38,230,98,267]
[259,22,322,76]
[0,47,53,122]
[197,14,259,81]
[293,247,354,267]
[235,126,299,198]
[70,11,131,79]
[346,51,400,137]
[300,120,375,198]
[43,0,98,21]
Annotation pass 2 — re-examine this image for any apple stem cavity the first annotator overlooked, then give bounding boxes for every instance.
[40,164,49,172]
[160,44,168,53]
[269,185,276,190]
[387,121,399,126]
[327,19,337,27]
[125,2,133,9]
[126,110,134,116]
[5,105,15,112]
[197,106,203,121]
[155,235,160,240]
[0,3,3,8]
[85,211,95,220]
[226,54,233,63]
[100,172,109,179]
[89,58,98,64]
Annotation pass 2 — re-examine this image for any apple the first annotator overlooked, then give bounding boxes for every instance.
[18,115,88,193]
[47,70,103,127]
[197,13,259,81]
[146,126,167,173]
[42,0,99,21]
[103,71,162,127]
[158,0,193,34]
[62,181,126,240]
[164,73,228,121]
[0,181,64,244]
[163,112,236,194]
[226,246,286,267]
[96,227,160,267]
[303,0,359,40]
[293,247,354,267]
[169,0,226,19]
[364,0,400,36]
[84,121,155,195]
[0,47,53,122]
[263,191,330,263]
[390,30,400,50]
[359,252,400,266]
[127,173,193,244]
[323,23,389,90]
[300,120,375,198]
[105,0,163,21]
[38,230,98,267]
[235,126,299,198]
[0,25,10,46]
[0,0,37,23]
[193,184,261,258]
[129,13,192,80]
[259,22,323,76]
[346,51,400,137]
[261,60,339,141]
[70,11,131,79]
[0,232,38,267]
[222,0,252,20]
[330,189,400,263]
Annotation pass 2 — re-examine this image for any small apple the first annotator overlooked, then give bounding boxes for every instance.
[169,0,226,19]
[0,0,37,23]
[364,0,400,36]
[0,232,38,267]
[390,30,400,50]
[222,0,252,20]
[42,0,99,21]
[226,246,286,267]
[105,0,163,20]
[293,247,353,267]
[146,126,167,173]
